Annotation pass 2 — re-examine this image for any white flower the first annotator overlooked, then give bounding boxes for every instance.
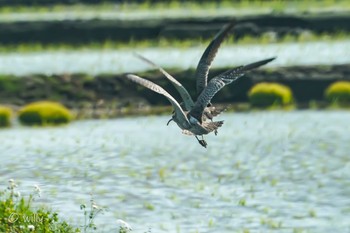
[34,184,40,192]
[14,191,21,198]
[117,219,132,231]
[33,185,41,197]
[28,225,35,231]
[91,200,100,210]
[8,179,17,189]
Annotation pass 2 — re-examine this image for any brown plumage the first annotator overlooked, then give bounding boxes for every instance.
[195,21,235,95]
[126,21,276,148]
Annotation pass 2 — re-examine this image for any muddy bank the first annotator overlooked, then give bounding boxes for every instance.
[1,13,350,45]
[1,64,349,113]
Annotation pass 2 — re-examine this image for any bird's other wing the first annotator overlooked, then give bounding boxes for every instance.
[202,105,226,121]
[134,53,195,111]
[195,21,235,95]
[126,74,190,125]
[208,106,227,117]
[191,120,225,136]
[201,120,224,134]
[190,57,276,121]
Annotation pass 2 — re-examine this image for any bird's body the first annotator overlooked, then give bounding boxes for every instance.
[125,74,224,147]
[126,21,276,148]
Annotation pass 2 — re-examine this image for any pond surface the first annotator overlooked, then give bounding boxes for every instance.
[1,40,350,75]
[0,7,273,22]
[1,111,350,233]
[0,5,348,22]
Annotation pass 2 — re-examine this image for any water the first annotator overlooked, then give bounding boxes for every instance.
[1,111,350,232]
[1,40,350,76]
[0,5,347,23]
[0,7,272,22]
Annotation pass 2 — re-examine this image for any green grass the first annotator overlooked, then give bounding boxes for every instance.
[1,180,133,233]
[325,81,350,106]
[143,202,155,211]
[248,82,294,108]
[0,180,79,233]
[18,101,73,126]
[1,0,350,15]
[0,31,349,53]
[0,106,12,127]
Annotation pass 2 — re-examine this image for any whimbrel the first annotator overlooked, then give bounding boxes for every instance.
[126,22,276,148]
[135,22,236,124]
[126,57,274,147]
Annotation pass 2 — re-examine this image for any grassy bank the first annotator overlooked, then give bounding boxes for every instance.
[0,31,349,53]
[0,64,349,119]
[1,0,350,17]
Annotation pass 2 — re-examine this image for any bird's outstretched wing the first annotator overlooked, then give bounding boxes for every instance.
[202,105,226,121]
[195,21,235,95]
[202,120,224,134]
[126,74,190,125]
[134,53,194,111]
[190,57,276,121]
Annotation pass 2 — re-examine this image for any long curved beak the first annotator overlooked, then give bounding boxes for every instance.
[166,118,173,126]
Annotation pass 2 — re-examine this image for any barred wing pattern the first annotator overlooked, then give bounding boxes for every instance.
[126,74,190,126]
[134,53,195,111]
[207,106,226,117]
[195,21,235,95]
[202,105,226,122]
[190,57,276,121]
[201,120,224,133]
[190,70,241,122]
[182,121,224,136]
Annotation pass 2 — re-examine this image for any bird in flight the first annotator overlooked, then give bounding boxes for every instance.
[126,21,275,148]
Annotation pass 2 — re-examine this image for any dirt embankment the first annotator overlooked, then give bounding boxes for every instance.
[1,13,350,45]
[1,64,349,111]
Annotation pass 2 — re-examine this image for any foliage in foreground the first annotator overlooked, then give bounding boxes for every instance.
[0,180,134,233]
[18,101,73,126]
[0,105,12,127]
[0,180,79,233]
[248,82,293,107]
[325,81,350,106]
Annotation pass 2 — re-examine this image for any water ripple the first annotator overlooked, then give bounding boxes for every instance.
[1,111,350,232]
